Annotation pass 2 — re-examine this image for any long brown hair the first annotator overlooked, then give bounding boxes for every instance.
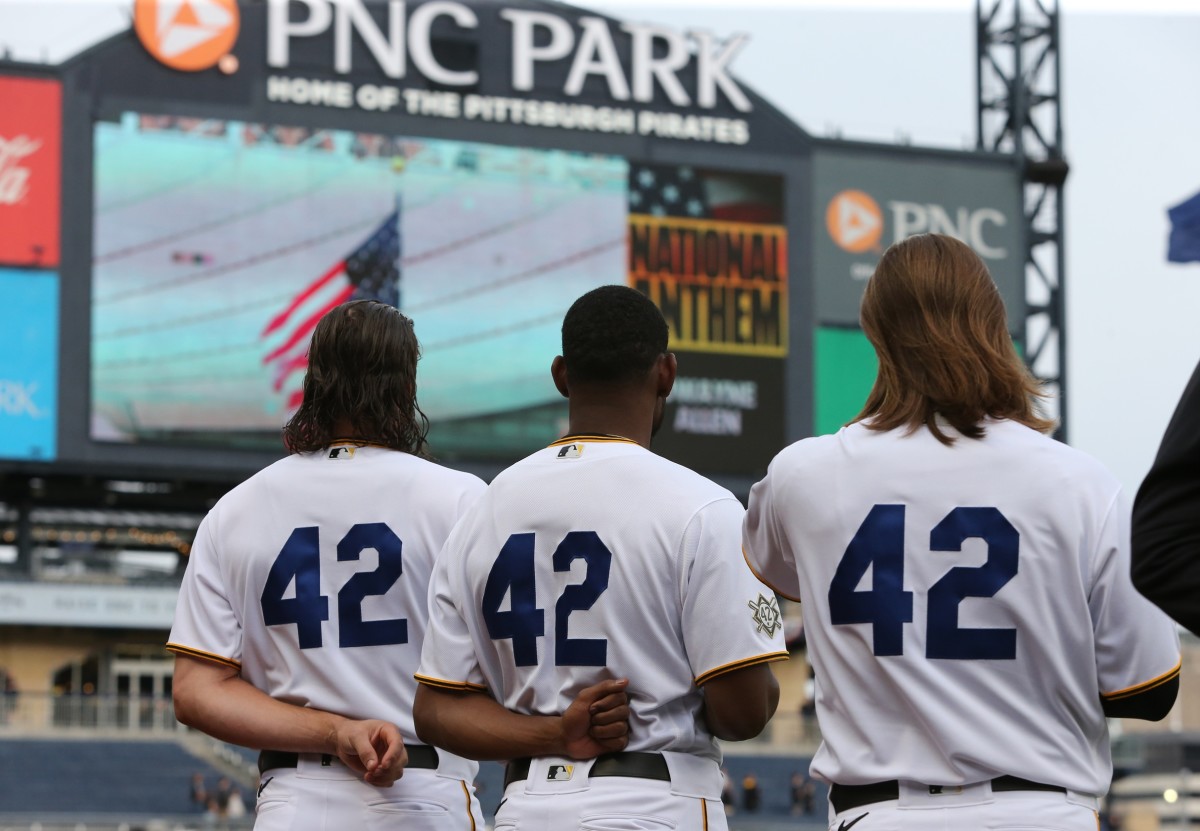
[282,300,429,455]
[853,233,1053,444]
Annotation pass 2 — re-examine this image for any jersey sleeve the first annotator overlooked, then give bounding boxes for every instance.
[415,527,488,693]
[1090,490,1181,700]
[166,515,243,669]
[742,456,803,602]
[681,497,790,686]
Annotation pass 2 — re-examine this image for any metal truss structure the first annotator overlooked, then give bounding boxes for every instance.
[977,0,1069,439]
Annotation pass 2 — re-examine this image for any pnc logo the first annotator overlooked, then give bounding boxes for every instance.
[134,0,240,72]
[826,189,883,254]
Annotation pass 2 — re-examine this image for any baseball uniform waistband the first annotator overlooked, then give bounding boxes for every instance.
[504,752,670,790]
[257,745,440,775]
[830,776,1066,813]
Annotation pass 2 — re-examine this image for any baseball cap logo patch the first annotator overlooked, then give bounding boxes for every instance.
[134,0,240,72]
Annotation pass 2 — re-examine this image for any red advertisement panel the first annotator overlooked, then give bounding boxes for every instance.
[0,76,62,268]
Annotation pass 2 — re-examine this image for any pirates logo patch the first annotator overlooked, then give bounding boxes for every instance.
[748,593,782,636]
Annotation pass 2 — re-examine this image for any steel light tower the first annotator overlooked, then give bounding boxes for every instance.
[977,0,1069,439]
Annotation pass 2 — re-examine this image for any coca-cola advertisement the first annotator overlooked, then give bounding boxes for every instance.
[0,76,61,268]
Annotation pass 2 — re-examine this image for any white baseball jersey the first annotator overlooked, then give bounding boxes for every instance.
[168,442,486,784]
[417,435,789,765]
[743,419,1181,796]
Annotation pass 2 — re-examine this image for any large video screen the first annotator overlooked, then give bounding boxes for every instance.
[92,112,628,459]
[92,112,786,469]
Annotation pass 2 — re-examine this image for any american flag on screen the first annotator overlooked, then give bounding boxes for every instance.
[627,164,782,224]
[261,207,402,409]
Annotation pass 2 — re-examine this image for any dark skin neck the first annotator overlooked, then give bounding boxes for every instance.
[551,354,677,450]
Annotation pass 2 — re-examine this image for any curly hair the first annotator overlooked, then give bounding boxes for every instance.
[561,285,669,385]
[282,300,429,455]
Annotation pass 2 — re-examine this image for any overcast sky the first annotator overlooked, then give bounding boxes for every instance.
[2,0,1199,497]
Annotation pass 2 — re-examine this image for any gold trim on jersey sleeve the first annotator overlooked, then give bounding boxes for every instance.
[1101,659,1182,700]
[741,546,803,603]
[413,673,489,693]
[694,651,790,687]
[166,643,242,670]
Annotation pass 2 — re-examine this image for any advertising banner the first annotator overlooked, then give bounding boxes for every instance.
[0,77,62,268]
[117,0,783,149]
[813,145,1024,332]
[0,268,59,461]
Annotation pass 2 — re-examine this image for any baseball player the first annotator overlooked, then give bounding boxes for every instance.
[169,300,488,830]
[742,234,1181,831]
[413,285,789,831]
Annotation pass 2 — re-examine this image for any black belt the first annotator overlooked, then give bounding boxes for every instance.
[503,752,670,790]
[257,745,439,775]
[830,775,1067,814]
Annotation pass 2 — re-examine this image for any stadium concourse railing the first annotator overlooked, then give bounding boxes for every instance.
[0,690,182,732]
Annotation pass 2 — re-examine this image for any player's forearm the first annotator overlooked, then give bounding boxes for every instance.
[412,684,566,761]
[173,655,344,754]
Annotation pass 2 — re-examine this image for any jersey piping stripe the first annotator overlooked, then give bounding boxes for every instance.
[458,780,477,831]
[694,651,790,687]
[547,434,638,447]
[741,546,802,602]
[165,643,242,670]
[1101,659,1182,700]
[327,438,392,449]
[413,672,489,693]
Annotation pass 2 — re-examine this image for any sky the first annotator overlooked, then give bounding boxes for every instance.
[2,0,1199,497]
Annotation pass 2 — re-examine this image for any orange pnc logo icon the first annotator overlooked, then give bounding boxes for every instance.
[826,189,884,254]
[134,0,240,72]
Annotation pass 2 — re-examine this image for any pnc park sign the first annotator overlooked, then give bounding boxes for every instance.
[134,0,758,145]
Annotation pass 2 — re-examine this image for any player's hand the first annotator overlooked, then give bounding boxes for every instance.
[332,718,408,787]
[560,678,630,759]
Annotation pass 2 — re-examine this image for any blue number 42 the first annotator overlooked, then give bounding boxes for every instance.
[260,523,408,649]
[829,505,1019,659]
[482,531,612,667]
